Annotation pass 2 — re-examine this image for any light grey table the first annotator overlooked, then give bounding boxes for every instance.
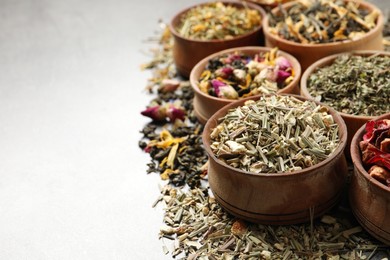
[0,0,388,259]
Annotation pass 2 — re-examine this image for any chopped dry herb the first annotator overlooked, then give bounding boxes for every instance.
[307,53,390,116]
[177,2,262,40]
[209,95,339,173]
[268,0,379,44]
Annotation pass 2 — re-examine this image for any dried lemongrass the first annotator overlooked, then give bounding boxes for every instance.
[156,186,385,259]
[209,95,340,173]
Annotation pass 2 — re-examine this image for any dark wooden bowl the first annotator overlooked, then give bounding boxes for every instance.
[202,94,348,225]
[169,0,266,78]
[350,113,390,245]
[190,46,302,124]
[262,0,384,70]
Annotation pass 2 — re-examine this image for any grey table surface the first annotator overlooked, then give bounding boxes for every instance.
[0,0,388,259]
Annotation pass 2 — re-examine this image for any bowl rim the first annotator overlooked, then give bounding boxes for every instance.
[300,50,390,120]
[202,93,348,178]
[350,113,390,193]
[189,46,302,102]
[169,0,266,43]
[262,0,384,48]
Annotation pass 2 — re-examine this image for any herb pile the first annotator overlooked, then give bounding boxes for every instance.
[139,16,390,260]
[209,96,339,173]
[177,2,262,41]
[307,54,390,116]
[268,0,379,44]
[198,48,294,99]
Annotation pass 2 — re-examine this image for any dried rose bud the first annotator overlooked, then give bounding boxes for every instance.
[158,79,180,93]
[276,70,291,84]
[233,69,246,81]
[218,85,238,99]
[141,105,166,121]
[223,53,241,64]
[166,105,185,122]
[211,79,225,95]
[215,67,233,78]
[275,56,292,71]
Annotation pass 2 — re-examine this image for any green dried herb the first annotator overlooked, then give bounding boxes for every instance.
[307,54,390,116]
[268,0,379,44]
[177,2,262,40]
[210,95,339,173]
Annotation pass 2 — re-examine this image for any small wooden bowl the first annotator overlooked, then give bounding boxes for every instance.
[262,0,384,70]
[169,1,266,78]
[350,113,390,245]
[190,46,301,124]
[300,50,390,158]
[202,94,348,225]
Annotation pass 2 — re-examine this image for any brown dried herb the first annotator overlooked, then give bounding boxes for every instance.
[177,2,262,40]
[268,0,379,44]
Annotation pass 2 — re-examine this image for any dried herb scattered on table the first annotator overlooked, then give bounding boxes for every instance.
[156,185,386,259]
[177,2,262,40]
[198,48,294,99]
[210,95,339,173]
[268,0,379,44]
[360,119,390,187]
[307,54,390,116]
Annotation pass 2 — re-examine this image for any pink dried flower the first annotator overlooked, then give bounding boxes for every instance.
[141,105,167,122]
[275,56,292,71]
[166,105,185,122]
[215,67,234,78]
[276,70,291,84]
[211,79,226,96]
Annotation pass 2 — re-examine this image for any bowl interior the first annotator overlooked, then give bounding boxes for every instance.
[263,0,383,48]
[351,113,390,193]
[190,46,302,101]
[202,94,348,178]
[170,0,265,43]
[301,50,390,120]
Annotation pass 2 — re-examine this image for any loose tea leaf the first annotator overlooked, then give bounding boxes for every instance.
[156,185,386,259]
[210,95,340,173]
[198,48,295,99]
[307,54,390,116]
[268,0,379,44]
[177,2,262,40]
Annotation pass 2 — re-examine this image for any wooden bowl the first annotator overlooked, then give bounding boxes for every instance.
[350,113,390,245]
[169,1,266,78]
[190,46,302,124]
[202,94,348,225]
[300,50,390,158]
[262,0,384,70]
